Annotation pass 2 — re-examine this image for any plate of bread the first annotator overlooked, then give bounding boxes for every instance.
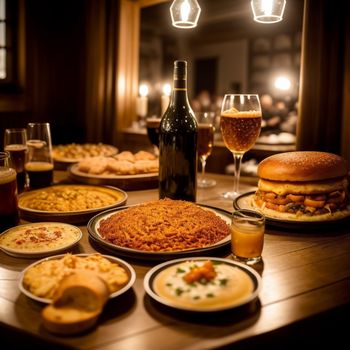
[18,253,136,303]
[53,143,118,170]
[18,253,136,335]
[69,150,159,190]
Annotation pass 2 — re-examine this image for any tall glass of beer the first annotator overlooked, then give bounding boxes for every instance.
[4,128,28,192]
[25,123,54,189]
[0,151,19,233]
[220,94,262,199]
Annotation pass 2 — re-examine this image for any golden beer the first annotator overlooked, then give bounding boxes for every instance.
[220,111,261,153]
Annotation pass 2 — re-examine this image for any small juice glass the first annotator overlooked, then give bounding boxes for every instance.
[231,209,265,265]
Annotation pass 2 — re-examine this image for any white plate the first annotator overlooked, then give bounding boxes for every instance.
[144,257,261,312]
[0,222,82,258]
[18,253,136,303]
[87,204,232,261]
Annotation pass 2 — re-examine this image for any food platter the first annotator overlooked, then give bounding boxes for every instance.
[69,164,158,190]
[234,191,350,230]
[18,253,136,303]
[87,204,232,261]
[18,184,128,224]
[0,222,82,258]
[144,257,261,312]
[53,143,118,170]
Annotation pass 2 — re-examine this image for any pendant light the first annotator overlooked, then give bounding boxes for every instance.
[170,0,201,29]
[251,0,286,24]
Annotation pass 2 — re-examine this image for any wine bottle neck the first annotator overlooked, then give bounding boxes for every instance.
[171,78,189,105]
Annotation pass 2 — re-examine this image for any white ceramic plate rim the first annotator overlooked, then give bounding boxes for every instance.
[144,256,262,312]
[0,222,82,258]
[18,185,128,215]
[90,205,231,255]
[18,253,136,303]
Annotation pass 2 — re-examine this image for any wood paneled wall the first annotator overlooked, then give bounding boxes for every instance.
[297,0,350,158]
[0,0,121,147]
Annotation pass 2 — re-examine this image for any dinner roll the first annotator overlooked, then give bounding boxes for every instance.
[52,271,110,311]
[42,271,110,335]
[42,305,102,335]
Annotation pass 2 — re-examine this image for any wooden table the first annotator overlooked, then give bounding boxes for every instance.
[1,172,350,349]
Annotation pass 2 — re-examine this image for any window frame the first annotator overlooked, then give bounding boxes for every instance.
[0,0,23,93]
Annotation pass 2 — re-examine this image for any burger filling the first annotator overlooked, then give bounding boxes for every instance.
[254,188,349,216]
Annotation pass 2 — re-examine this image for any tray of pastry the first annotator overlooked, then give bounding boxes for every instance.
[68,150,159,190]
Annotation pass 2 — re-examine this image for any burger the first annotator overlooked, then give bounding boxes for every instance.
[252,151,350,221]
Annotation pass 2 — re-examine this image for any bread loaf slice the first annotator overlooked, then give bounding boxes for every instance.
[42,305,101,335]
[52,271,110,311]
[42,271,110,335]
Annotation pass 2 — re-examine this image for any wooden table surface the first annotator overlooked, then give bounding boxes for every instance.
[1,171,350,349]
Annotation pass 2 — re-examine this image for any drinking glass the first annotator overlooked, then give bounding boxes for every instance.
[0,151,19,232]
[231,209,265,265]
[220,94,262,199]
[4,128,28,192]
[196,112,216,188]
[146,117,161,156]
[26,123,54,189]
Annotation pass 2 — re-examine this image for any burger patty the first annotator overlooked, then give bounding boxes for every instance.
[254,189,348,216]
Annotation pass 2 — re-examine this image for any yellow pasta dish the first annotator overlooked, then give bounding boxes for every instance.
[18,185,126,213]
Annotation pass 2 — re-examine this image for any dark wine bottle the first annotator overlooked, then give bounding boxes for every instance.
[159,60,198,202]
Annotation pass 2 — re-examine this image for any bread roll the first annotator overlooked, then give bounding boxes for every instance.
[42,271,110,335]
[52,271,109,311]
[42,305,101,335]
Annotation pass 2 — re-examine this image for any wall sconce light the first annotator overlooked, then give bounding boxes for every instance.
[251,0,286,24]
[170,0,201,29]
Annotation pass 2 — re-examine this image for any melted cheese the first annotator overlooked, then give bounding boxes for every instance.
[258,178,347,195]
[0,223,81,252]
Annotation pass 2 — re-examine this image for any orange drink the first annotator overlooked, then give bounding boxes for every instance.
[231,209,265,265]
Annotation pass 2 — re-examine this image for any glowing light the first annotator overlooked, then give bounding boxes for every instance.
[170,0,201,29]
[139,84,149,97]
[180,0,190,21]
[251,0,286,24]
[163,83,171,96]
[261,0,273,15]
[274,76,291,90]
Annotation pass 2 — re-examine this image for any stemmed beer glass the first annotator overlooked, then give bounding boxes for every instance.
[196,112,216,188]
[220,94,262,199]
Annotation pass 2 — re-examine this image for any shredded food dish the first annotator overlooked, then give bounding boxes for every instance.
[97,198,231,252]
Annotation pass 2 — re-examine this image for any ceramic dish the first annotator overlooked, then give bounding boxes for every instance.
[144,257,261,312]
[18,253,136,303]
[234,191,350,230]
[69,164,158,190]
[0,222,82,258]
[87,204,232,261]
[18,184,128,224]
